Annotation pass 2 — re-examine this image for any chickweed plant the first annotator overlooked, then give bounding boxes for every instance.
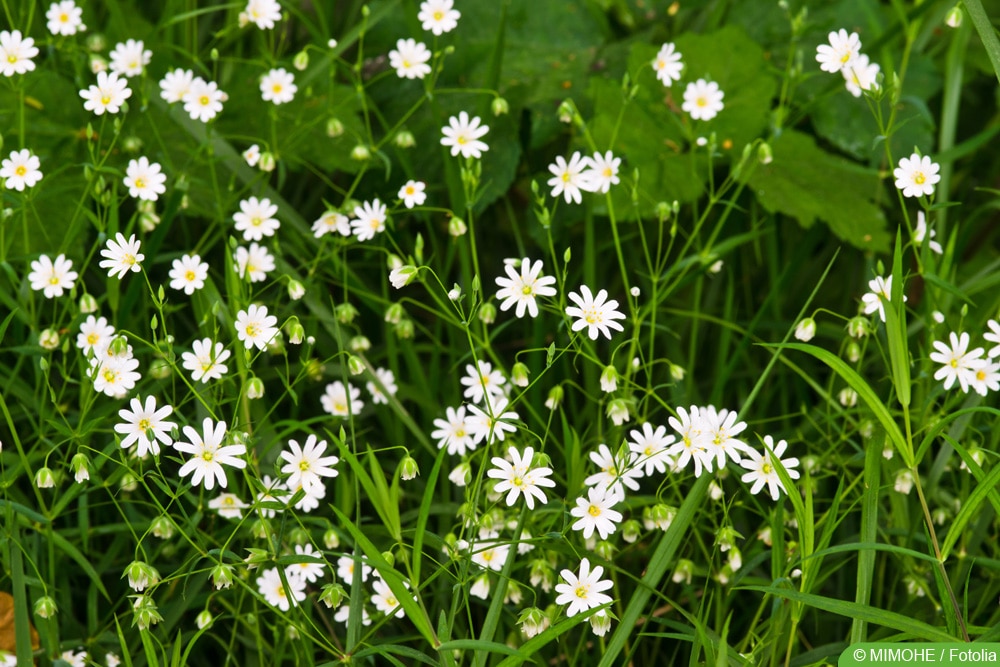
[2,1,1000,665]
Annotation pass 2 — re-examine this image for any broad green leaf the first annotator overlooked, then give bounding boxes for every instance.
[741,130,890,252]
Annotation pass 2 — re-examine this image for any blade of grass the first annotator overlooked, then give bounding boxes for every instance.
[962,0,1000,85]
[851,435,883,644]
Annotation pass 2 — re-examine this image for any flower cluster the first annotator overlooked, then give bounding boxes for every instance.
[815,29,880,97]
[930,325,1000,396]
[650,43,725,121]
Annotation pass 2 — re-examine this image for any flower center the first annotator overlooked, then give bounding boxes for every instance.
[49,275,61,285]
[245,324,259,338]
[201,451,214,462]
[251,216,262,227]
[762,462,773,474]
[272,84,282,94]
[87,333,98,344]
[60,13,69,22]
[950,359,959,369]
[134,177,146,189]
[103,368,117,382]
[696,96,708,107]
[434,10,444,20]
[588,504,601,517]
[124,254,136,266]
[561,171,571,183]
[7,55,16,64]
[15,165,26,177]
[840,51,852,64]
[299,460,311,471]
[200,95,210,106]
[913,172,926,185]
[522,285,533,295]
[405,186,415,195]
[457,135,467,145]
[101,95,111,105]
[575,584,590,598]
[186,270,196,281]
[977,369,986,381]
[138,418,150,431]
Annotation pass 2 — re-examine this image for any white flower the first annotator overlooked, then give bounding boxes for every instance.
[366,367,398,404]
[816,29,862,73]
[842,53,880,97]
[470,535,510,573]
[59,650,88,667]
[115,396,176,458]
[929,331,986,393]
[441,111,489,159]
[682,79,724,121]
[487,446,556,509]
[77,315,115,355]
[28,253,78,298]
[894,469,914,495]
[581,150,621,194]
[627,423,676,476]
[398,180,427,208]
[861,275,902,323]
[554,558,614,617]
[565,286,626,340]
[260,67,297,104]
[460,359,507,404]
[570,485,623,540]
[971,360,1000,396]
[985,319,1000,359]
[418,0,460,35]
[243,143,261,166]
[652,42,683,85]
[183,77,225,122]
[109,39,151,77]
[312,210,351,238]
[174,418,246,490]
[320,380,364,417]
[337,553,373,586]
[893,153,940,198]
[47,1,86,36]
[467,397,519,444]
[1,149,42,191]
[80,71,132,115]
[431,405,476,455]
[389,39,432,79]
[99,233,144,279]
[285,543,325,583]
[914,210,943,254]
[256,567,306,611]
[245,0,282,30]
[740,435,800,501]
[209,492,247,518]
[0,30,38,77]
[255,475,288,518]
[666,405,712,477]
[233,196,280,241]
[181,338,231,383]
[371,577,409,618]
[547,152,592,204]
[90,354,141,398]
[584,443,642,499]
[280,434,339,492]
[495,257,557,318]
[235,304,279,350]
[123,157,166,201]
[234,242,275,282]
[288,478,326,512]
[696,405,754,469]
[169,253,208,294]
[349,198,388,241]
[159,67,194,103]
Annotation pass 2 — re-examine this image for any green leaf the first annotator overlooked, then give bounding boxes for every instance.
[963,0,1000,85]
[885,230,911,408]
[741,130,890,252]
[741,586,957,641]
[771,342,912,466]
[852,437,883,644]
[939,434,1000,561]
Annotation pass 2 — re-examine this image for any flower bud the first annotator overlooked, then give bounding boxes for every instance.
[672,558,694,585]
[323,528,340,550]
[847,316,868,338]
[594,540,615,560]
[34,595,58,619]
[287,279,305,301]
[478,302,496,325]
[350,144,371,161]
[846,340,861,363]
[286,320,305,345]
[347,354,365,376]
[491,97,509,116]
[349,335,371,353]
[945,4,963,28]
[384,302,404,324]
[79,293,99,314]
[258,151,276,172]
[389,265,418,289]
[393,129,416,148]
[600,365,619,393]
[794,317,816,342]
[511,362,530,387]
[394,318,414,339]
[335,302,359,324]
[246,377,265,399]
[518,607,549,638]
[124,560,161,592]
[590,608,614,637]
[448,216,467,237]
[39,328,60,350]
[399,455,419,481]
[647,503,677,531]
[326,117,345,137]
[196,609,213,630]
[669,363,686,381]
[545,385,563,410]
[449,462,472,487]
[621,519,641,543]
[757,142,773,165]
[150,515,175,539]
[131,595,163,630]
[71,453,90,484]
[211,563,235,589]
[606,397,631,426]
[320,582,345,609]
[293,49,309,71]
[35,466,56,489]
[838,387,858,407]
